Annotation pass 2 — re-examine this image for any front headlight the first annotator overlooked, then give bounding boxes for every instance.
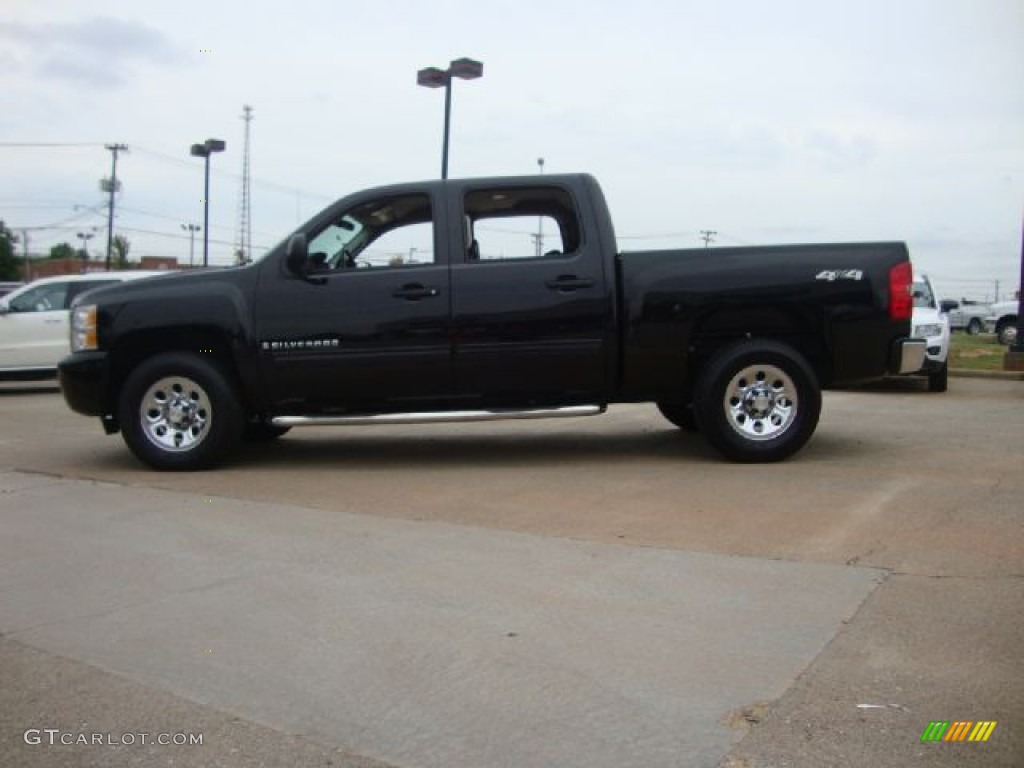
[71,304,98,352]
[914,323,943,338]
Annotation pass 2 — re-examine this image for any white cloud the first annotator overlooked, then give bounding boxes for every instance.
[0,16,182,88]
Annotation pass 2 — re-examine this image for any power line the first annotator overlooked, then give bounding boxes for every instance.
[131,144,333,200]
[618,232,698,240]
[0,142,104,148]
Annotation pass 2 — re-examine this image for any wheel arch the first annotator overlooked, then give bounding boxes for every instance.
[104,326,252,428]
[686,306,831,392]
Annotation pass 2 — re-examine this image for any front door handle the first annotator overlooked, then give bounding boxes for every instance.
[545,275,594,293]
[392,284,440,301]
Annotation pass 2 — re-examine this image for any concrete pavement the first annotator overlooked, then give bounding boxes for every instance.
[1,470,882,767]
[0,376,1021,766]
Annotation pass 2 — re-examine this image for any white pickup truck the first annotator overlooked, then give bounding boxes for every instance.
[940,299,990,335]
[986,300,1019,346]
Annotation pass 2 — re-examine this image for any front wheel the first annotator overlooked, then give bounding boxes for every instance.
[694,340,821,463]
[966,318,983,335]
[927,362,948,393]
[119,352,244,471]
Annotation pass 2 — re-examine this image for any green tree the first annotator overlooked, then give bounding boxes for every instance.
[0,221,20,280]
[49,242,77,260]
[112,234,131,268]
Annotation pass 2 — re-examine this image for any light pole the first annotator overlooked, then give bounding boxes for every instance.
[416,57,483,180]
[76,231,94,266]
[181,223,201,268]
[190,138,226,267]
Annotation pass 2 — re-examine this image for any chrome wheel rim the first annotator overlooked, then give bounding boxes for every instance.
[723,364,798,441]
[139,376,212,452]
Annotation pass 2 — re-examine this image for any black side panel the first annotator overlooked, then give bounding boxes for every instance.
[618,242,911,397]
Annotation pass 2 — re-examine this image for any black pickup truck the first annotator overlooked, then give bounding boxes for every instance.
[59,174,925,470]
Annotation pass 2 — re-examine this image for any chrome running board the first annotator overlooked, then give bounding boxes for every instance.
[272,404,605,428]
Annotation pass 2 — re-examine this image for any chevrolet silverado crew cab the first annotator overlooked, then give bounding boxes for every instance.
[58,174,925,470]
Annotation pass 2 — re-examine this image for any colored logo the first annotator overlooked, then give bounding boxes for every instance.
[921,721,997,742]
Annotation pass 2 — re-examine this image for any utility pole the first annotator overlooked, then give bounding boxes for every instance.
[995,280,1000,303]
[103,143,127,271]
[700,230,717,248]
[19,229,30,282]
[181,223,201,267]
[235,105,253,265]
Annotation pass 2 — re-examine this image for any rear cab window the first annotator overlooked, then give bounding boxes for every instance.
[462,186,582,263]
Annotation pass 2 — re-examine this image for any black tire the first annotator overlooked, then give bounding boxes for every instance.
[242,421,292,442]
[694,339,821,463]
[927,362,948,393]
[656,401,699,432]
[966,318,983,335]
[119,352,244,471]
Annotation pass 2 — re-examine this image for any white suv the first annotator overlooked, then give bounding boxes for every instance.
[0,271,164,380]
[910,273,950,392]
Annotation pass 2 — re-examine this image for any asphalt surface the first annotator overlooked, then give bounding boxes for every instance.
[0,376,1021,767]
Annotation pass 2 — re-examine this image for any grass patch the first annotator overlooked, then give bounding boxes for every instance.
[949,333,1007,371]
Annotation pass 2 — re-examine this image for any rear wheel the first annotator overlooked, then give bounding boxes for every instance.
[119,352,243,470]
[694,340,821,462]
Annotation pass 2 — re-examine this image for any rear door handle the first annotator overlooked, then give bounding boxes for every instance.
[392,284,440,301]
[545,275,594,292]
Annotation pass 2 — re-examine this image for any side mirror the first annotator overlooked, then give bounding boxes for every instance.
[940,300,958,313]
[285,233,309,277]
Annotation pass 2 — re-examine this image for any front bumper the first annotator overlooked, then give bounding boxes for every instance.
[889,338,927,375]
[58,351,108,417]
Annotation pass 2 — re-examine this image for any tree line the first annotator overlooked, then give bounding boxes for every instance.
[0,221,132,280]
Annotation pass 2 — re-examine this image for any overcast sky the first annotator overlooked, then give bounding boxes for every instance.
[1,0,1021,301]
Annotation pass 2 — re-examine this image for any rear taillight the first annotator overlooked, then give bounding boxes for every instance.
[889,261,913,321]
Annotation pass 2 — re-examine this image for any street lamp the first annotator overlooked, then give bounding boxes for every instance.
[416,57,483,180]
[189,138,226,267]
[181,223,201,268]
[76,231,94,265]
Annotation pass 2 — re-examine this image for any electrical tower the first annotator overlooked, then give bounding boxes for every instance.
[700,229,717,248]
[235,105,253,265]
